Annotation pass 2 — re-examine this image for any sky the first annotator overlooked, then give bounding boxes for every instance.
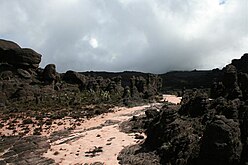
[0,0,248,73]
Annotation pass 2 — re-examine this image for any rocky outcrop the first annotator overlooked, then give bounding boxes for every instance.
[199,116,242,165]
[0,48,42,69]
[145,104,201,165]
[43,64,57,84]
[62,70,86,85]
[0,39,21,50]
[231,53,248,73]
[0,39,162,112]
[179,91,210,117]
[134,54,248,165]
[222,64,242,99]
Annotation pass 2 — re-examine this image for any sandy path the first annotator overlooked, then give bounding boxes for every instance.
[43,105,152,165]
[43,95,181,164]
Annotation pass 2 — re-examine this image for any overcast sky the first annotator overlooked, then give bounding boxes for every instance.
[0,0,248,73]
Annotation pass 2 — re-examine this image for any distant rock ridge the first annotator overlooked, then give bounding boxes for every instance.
[0,39,162,109]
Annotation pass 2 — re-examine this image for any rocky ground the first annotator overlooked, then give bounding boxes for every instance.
[0,95,178,165]
[0,39,163,165]
[1,38,248,165]
[118,53,248,165]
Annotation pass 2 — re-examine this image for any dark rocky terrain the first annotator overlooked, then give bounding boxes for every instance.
[0,39,162,164]
[118,53,248,165]
[1,38,248,165]
[0,38,162,124]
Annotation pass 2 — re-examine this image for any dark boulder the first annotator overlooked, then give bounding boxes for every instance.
[222,65,242,99]
[222,64,237,88]
[0,48,42,69]
[43,64,57,83]
[145,105,179,149]
[179,92,210,117]
[0,39,21,50]
[199,115,242,165]
[63,70,86,85]
[145,104,201,165]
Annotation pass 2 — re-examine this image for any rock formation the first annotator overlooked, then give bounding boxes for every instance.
[120,53,248,165]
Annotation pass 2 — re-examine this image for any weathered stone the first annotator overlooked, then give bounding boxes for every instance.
[63,70,86,84]
[17,69,32,79]
[43,64,56,80]
[0,39,21,50]
[0,48,41,69]
[199,115,242,165]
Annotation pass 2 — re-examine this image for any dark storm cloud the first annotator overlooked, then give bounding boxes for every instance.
[0,0,247,73]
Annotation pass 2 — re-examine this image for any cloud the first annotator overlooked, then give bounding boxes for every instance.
[0,0,247,73]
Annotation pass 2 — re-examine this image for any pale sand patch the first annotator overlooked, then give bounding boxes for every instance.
[43,105,152,164]
[162,94,182,104]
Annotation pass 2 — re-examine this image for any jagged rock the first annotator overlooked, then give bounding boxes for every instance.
[145,104,201,165]
[222,65,242,99]
[145,105,179,149]
[199,115,242,165]
[179,92,209,117]
[43,64,57,84]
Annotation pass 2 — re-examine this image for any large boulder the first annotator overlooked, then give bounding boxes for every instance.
[62,71,86,85]
[0,39,21,50]
[222,65,242,99]
[0,48,42,69]
[222,64,238,88]
[199,115,242,165]
[179,91,210,117]
[145,105,201,165]
[43,64,57,83]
